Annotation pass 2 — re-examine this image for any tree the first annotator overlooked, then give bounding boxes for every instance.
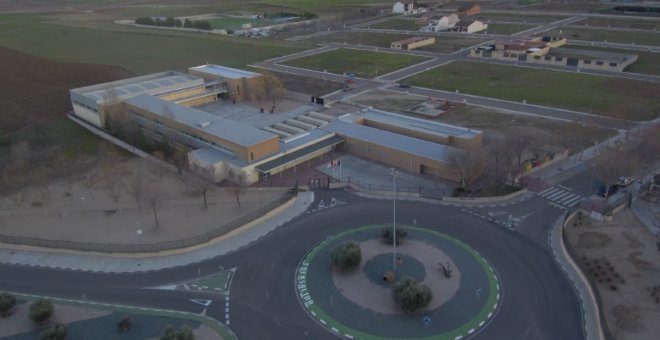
[233,173,244,207]
[446,149,485,191]
[507,133,533,169]
[330,241,361,272]
[263,72,286,108]
[160,325,194,340]
[128,160,145,212]
[29,298,54,324]
[40,323,67,340]
[486,139,515,189]
[380,225,407,245]
[171,143,190,175]
[392,277,433,314]
[183,19,193,28]
[247,76,267,104]
[185,171,213,209]
[146,187,164,229]
[117,316,131,333]
[0,292,16,317]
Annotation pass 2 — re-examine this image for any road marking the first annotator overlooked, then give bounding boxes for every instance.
[189,299,212,307]
[487,211,507,217]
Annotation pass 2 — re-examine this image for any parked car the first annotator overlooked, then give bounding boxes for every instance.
[597,184,619,197]
[399,83,411,88]
[617,176,634,186]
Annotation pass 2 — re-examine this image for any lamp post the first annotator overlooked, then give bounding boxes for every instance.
[391,167,397,272]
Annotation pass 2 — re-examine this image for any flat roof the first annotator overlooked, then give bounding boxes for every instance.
[189,147,234,165]
[321,120,456,162]
[551,48,637,63]
[125,94,277,147]
[281,128,334,152]
[353,109,481,139]
[256,135,344,173]
[189,64,261,80]
[72,71,202,104]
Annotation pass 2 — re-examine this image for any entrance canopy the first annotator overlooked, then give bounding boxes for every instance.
[256,136,345,174]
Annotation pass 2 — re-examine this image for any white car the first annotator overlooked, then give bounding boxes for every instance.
[617,176,634,186]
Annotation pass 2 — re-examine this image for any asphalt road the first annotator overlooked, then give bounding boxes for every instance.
[0,189,584,340]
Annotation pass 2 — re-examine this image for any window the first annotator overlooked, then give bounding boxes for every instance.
[609,62,617,67]
[555,57,563,62]
[534,56,541,60]
[596,61,603,66]
[250,152,254,160]
[584,60,591,64]
[544,56,551,60]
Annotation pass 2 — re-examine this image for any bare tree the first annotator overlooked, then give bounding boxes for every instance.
[263,72,286,109]
[172,144,190,176]
[233,173,245,207]
[507,133,533,169]
[486,140,515,189]
[145,187,163,229]
[127,160,145,212]
[247,76,267,105]
[446,149,485,190]
[186,171,214,209]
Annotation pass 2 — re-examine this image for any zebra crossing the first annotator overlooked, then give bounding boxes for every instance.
[537,186,583,208]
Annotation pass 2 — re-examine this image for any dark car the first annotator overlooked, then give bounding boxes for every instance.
[597,184,619,197]
[399,83,410,88]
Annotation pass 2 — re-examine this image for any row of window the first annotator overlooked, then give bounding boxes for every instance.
[73,100,98,113]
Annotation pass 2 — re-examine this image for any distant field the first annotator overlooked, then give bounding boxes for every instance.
[314,31,488,52]
[577,17,660,31]
[539,28,660,46]
[472,12,569,24]
[282,48,430,78]
[208,16,279,30]
[482,23,536,35]
[369,18,420,30]
[0,14,304,74]
[563,45,660,75]
[403,61,660,121]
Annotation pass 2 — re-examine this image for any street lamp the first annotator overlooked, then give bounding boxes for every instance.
[391,167,397,272]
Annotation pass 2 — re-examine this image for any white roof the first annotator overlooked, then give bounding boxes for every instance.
[189,64,261,80]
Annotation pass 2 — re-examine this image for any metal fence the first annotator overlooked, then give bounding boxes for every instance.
[0,191,295,253]
[344,177,446,199]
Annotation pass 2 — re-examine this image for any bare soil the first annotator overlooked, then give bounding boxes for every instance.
[0,46,133,134]
[566,210,660,340]
[0,303,110,338]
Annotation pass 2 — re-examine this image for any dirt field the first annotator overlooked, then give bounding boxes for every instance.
[0,46,134,134]
[265,70,344,97]
[348,89,616,154]
[566,210,660,340]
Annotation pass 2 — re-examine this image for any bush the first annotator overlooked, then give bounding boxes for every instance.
[40,323,67,340]
[160,325,194,340]
[381,226,407,245]
[392,277,433,314]
[0,292,17,317]
[29,298,54,324]
[330,241,362,271]
[118,316,131,332]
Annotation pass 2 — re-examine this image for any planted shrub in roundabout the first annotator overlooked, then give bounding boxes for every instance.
[330,241,362,271]
[392,277,433,314]
[380,225,408,245]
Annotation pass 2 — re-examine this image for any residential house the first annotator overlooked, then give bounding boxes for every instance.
[392,1,418,14]
[457,3,480,16]
[450,20,488,33]
[391,36,436,50]
[420,14,459,32]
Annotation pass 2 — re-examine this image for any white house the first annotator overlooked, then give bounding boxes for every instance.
[420,14,459,32]
[450,20,488,33]
[392,1,414,14]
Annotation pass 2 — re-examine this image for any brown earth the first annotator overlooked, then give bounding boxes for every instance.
[0,45,133,134]
[566,210,660,340]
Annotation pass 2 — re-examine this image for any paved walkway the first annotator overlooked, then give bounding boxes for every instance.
[0,192,314,273]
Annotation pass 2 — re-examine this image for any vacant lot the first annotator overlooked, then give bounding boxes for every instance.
[0,14,304,74]
[369,18,420,30]
[578,17,660,31]
[482,23,536,35]
[314,31,488,52]
[473,13,569,24]
[539,27,660,46]
[566,210,660,340]
[349,89,616,154]
[403,61,660,121]
[282,48,430,78]
[563,45,660,75]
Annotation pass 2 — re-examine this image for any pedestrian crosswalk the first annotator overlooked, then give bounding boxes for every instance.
[537,186,583,208]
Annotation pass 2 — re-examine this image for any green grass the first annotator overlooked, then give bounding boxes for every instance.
[539,27,660,46]
[283,48,430,78]
[482,23,536,35]
[314,32,487,52]
[562,45,660,75]
[0,14,304,74]
[369,18,421,30]
[472,12,569,23]
[208,16,278,30]
[578,17,660,31]
[403,61,660,121]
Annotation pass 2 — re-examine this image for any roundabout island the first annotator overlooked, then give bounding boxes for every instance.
[296,225,500,340]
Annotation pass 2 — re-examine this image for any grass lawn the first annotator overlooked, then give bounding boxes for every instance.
[208,16,278,30]
[283,48,430,78]
[539,28,660,46]
[0,14,304,74]
[472,12,568,24]
[403,61,660,121]
[578,17,660,31]
[369,18,421,30]
[482,23,536,35]
[563,45,660,75]
[314,31,487,52]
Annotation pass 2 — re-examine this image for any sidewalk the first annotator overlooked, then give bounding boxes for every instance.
[0,192,314,273]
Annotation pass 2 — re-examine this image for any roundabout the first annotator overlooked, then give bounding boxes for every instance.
[295,225,501,340]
